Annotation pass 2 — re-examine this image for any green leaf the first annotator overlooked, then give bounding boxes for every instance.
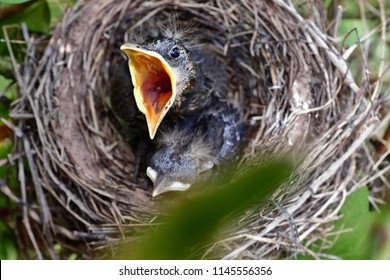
[338,19,374,47]
[0,0,51,34]
[47,0,62,27]
[0,0,34,3]
[68,253,78,260]
[0,57,14,79]
[297,186,373,260]
[0,74,17,100]
[48,1,78,28]
[116,160,293,259]
[0,75,16,119]
[324,186,372,259]
[0,220,18,260]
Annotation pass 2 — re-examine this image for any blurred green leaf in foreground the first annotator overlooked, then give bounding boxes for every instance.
[115,160,293,260]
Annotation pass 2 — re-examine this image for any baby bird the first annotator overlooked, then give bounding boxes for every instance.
[147,103,244,197]
[110,23,245,196]
[119,27,226,139]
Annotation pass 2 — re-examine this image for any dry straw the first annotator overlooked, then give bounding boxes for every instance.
[1,0,388,259]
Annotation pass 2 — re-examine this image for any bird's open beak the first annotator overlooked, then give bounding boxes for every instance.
[147,167,191,197]
[120,43,177,139]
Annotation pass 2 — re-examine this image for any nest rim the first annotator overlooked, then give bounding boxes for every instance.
[2,0,387,259]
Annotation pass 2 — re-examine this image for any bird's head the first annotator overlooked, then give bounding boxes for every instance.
[120,38,197,139]
[146,128,215,197]
[146,150,214,197]
[146,150,196,198]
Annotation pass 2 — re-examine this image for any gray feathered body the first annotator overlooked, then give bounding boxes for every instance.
[149,102,244,188]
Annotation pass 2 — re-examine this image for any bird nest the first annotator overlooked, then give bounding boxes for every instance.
[2,0,387,259]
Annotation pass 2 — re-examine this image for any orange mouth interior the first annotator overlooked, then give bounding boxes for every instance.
[121,43,177,139]
[131,54,173,115]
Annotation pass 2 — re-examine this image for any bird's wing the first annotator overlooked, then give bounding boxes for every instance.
[196,102,245,162]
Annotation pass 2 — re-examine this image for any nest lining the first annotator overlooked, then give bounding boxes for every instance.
[1,0,386,259]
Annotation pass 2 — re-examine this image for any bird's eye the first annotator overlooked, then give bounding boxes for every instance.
[169,47,180,58]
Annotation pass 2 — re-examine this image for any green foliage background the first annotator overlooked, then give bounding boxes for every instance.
[0,0,389,260]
